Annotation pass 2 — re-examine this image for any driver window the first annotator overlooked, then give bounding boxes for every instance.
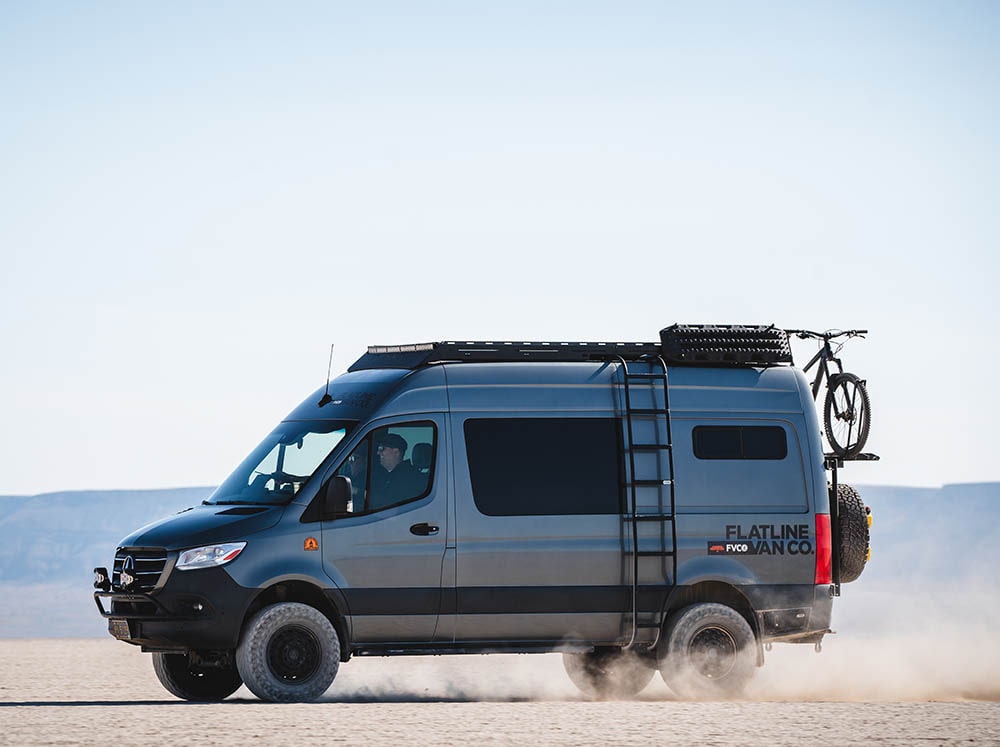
[334,421,435,514]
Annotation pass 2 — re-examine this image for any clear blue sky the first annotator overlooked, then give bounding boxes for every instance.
[2,1,997,494]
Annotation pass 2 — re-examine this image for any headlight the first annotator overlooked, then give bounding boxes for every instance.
[176,542,246,571]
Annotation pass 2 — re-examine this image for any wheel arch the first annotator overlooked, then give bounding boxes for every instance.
[243,581,351,662]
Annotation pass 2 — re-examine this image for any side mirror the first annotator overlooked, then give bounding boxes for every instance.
[301,475,352,523]
[324,475,352,515]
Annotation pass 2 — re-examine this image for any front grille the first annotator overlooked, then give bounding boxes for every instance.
[113,547,168,592]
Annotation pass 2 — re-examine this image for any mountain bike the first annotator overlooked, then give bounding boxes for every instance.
[786,329,871,458]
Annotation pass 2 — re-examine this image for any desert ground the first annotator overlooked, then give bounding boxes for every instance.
[1,638,998,747]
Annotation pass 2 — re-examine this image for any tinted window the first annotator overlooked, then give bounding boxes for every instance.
[333,421,436,513]
[464,418,620,516]
[693,426,787,460]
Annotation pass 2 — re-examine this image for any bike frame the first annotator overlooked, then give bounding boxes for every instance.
[800,343,844,400]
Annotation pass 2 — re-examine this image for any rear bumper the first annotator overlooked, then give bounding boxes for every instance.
[746,584,834,642]
[94,566,256,651]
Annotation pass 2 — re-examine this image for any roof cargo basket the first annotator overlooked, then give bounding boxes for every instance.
[659,324,792,366]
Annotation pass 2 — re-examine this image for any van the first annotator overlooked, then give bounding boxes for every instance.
[93,324,873,702]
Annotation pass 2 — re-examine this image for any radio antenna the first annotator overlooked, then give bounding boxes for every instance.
[317,344,335,406]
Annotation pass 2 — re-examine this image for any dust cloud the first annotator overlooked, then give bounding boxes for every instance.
[323,583,1000,704]
[2,632,999,747]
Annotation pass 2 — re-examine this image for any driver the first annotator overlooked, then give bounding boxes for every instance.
[368,433,423,510]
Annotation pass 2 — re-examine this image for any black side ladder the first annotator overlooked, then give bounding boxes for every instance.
[618,355,678,651]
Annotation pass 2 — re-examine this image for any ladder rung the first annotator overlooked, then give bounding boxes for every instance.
[632,550,676,557]
[628,408,669,415]
[629,443,671,451]
[625,373,664,380]
[627,479,672,487]
[625,514,674,521]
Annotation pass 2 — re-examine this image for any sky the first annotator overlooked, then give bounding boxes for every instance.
[1,1,998,495]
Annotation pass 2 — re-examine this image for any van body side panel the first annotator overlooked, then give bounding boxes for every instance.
[671,416,815,588]
[446,363,626,643]
[666,368,827,638]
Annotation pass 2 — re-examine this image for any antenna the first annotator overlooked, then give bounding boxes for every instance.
[317,344,335,406]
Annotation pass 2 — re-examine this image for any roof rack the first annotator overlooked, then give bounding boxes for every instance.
[348,325,793,371]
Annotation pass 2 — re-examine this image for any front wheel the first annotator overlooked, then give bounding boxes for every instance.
[236,602,341,702]
[562,648,655,698]
[658,603,756,699]
[824,372,871,457]
[152,652,243,701]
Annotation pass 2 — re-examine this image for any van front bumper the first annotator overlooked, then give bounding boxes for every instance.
[94,566,256,651]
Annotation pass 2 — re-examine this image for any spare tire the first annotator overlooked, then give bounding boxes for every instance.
[836,483,869,583]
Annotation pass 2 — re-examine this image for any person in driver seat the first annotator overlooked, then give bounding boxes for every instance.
[368,433,424,509]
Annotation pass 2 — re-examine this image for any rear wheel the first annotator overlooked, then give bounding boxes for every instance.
[824,373,871,457]
[563,648,655,698]
[236,602,340,702]
[658,603,756,699]
[152,652,243,701]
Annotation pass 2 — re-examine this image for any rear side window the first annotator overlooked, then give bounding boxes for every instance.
[464,418,620,516]
[693,426,787,460]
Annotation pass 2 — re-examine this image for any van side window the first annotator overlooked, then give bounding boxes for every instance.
[464,418,620,516]
[693,426,787,460]
[334,421,436,513]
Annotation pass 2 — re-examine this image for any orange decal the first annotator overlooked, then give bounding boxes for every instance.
[303,536,319,551]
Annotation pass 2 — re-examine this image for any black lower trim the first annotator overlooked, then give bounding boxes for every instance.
[353,642,595,657]
[341,587,442,615]
[339,585,668,616]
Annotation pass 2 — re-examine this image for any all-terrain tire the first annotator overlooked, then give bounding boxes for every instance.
[823,372,871,457]
[236,602,340,703]
[836,483,869,583]
[658,603,756,699]
[152,652,243,701]
[563,648,655,699]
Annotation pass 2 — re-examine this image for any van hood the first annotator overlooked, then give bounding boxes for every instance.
[117,504,284,550]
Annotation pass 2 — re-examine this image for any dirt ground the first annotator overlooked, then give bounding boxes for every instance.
[1,639,999,746]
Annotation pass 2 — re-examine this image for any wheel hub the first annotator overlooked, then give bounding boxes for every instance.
[267,625,321,682]
[688,625,738,680]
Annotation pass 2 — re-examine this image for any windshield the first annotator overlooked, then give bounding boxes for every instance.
[206,420,355,505]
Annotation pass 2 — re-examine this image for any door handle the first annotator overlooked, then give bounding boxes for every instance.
[409,522,439,536]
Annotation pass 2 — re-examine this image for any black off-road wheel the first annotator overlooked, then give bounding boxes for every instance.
[658,603,756,699]
[837,483,870,583]
[824,373,871,457]
[152,652,243,702]
[236,602,341,703]
[563,648,656,698]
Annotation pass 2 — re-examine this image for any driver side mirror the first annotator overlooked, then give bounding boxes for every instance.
[300,475,352,523]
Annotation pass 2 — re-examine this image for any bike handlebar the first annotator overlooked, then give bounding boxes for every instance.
[785,329,868,340]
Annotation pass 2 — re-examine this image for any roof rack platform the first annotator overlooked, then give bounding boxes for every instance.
[348,324,793,371]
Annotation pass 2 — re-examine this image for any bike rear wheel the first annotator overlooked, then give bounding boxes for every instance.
[824,373,871,457]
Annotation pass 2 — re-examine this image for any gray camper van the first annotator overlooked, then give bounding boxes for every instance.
[94,325,873,702]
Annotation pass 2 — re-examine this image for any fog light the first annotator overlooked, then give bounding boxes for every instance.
[93,567,111,592]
